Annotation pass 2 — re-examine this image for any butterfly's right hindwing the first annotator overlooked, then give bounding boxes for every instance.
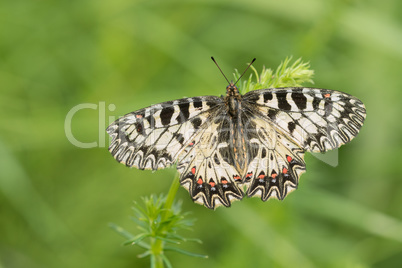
[107,96,223,170]
[239,112,306,201]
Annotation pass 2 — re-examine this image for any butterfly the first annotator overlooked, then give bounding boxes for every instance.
[107,58,366,209]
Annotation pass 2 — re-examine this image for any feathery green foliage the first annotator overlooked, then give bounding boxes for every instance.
[235,57,314,94]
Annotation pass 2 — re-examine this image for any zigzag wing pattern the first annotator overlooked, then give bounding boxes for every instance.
[239,110,306,201]
[177,114,244,209]
[107,96,223,170]
[243,87,366,152]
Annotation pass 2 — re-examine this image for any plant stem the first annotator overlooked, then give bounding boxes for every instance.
[163,173,181,215]
[150,173,181,268]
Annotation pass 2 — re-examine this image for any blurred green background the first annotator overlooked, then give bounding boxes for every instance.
[1,0,402,267]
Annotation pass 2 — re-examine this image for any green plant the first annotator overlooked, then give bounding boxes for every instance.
[235,57,314,94]
[110,174,207,268]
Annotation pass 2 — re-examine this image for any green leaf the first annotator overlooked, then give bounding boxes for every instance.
[161,254,173,268]
[138,250,152,259]
[124,233,151,245]
[164,246,208,258]
[109,223,135,240]
[154,236,181,245]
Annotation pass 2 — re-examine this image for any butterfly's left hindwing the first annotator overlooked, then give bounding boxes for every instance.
[177,114,244,209]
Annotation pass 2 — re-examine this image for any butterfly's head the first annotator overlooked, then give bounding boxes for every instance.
[226,81,240,96]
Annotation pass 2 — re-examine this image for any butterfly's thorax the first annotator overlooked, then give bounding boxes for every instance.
[224,83,242,117]
[224,83,248,174]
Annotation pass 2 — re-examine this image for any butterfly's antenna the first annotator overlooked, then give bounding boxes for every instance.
[211,57,230,84]
[234,58,256,85]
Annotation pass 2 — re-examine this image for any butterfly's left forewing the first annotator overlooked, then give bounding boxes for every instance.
[107,96,223,170]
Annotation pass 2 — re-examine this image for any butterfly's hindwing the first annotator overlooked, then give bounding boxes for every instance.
[107,96,223,170]
[239,110,306,201]
[177,113,244,209]
[243,87,366,152]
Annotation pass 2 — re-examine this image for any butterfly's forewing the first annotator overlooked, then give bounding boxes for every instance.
[107,96,223,170]
[241,87,366,201]
[243,88,366,153]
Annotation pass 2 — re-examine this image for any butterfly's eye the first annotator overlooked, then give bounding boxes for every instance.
[226,84,238,93]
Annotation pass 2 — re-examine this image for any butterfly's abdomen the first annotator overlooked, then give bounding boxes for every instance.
[223,95,249,174]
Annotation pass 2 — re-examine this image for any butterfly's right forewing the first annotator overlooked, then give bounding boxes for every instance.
[243,87,366,153]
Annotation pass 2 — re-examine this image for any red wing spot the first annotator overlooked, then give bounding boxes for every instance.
[209,181,216,187]
[324,93,331,98]
[191,167,196,175]
[282,167,288,174]
[271,172,278,179]
[197,177,203,185]
[233,175,241,181]
[221,178,228,184]
[286,155,292,162]
[135,114,143,118]
[246,172,253,178]
[258,174,265,179]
